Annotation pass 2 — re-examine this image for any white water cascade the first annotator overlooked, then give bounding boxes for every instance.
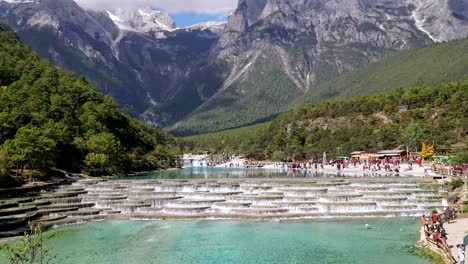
[0,178,448,235]
[52,178,448,220]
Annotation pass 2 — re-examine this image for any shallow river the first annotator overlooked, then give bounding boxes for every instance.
[41,218,430,264]
[1,168,435,264]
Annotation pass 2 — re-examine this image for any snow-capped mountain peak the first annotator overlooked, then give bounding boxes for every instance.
[106,7,176,34]
[188,21,227,30]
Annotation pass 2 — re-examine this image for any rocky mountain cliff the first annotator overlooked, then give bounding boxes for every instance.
[0,0,221,125]
[168,0,468,135]
[1,0,467,135]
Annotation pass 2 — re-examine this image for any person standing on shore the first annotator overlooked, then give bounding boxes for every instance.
[465,235,468,258]
[421,215,429,234]
[457,244,465,264]
[432,211,439,226]
[445,207,452,224]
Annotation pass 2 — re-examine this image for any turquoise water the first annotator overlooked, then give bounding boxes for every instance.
[37,218,429,264]
[123,167,346,180]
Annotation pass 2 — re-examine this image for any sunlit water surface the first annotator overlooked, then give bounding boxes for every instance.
[123,167,354,180]
[38,218,430,264]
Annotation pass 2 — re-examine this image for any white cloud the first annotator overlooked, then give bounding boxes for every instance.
[75,0,238,15]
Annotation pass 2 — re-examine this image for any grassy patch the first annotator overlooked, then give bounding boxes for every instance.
[417,248,445,264]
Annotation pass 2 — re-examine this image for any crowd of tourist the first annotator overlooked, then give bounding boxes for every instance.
[267,157,413,172]
[422,210,467,263]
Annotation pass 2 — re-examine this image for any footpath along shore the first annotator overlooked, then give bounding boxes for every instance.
[417,187,468,264]
[446,218,468,262]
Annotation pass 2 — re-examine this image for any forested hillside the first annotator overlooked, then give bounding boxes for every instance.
[0,24,179,186]
[185,83,468,160]
[172,37,468,136]
[300,38,468,105]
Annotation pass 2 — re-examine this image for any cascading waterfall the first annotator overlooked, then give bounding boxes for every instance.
[60,178,447,219]
[0,178,448,227]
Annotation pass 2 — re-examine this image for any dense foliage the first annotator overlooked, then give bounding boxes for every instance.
[185,82,468,160]
[300,37,468,106]
[0,24,179,183]
[0,222,53,264]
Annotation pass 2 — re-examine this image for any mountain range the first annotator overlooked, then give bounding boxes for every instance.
[1,0,468,136]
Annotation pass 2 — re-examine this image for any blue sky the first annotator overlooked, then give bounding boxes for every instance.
[170,13,229,27]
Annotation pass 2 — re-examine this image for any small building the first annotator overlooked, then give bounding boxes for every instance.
[350,151,378,161]
[377,150,407,159]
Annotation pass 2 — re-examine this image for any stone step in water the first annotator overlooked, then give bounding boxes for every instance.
[229,196,284,205]
[23,200,52,207]
[318,202,377,212]
[283,196,318,201]
[168,199,225,205]
[0,211,40,222]
[126,191,159,197]
[212,202,252,209]
[320,194,363,202]
[0,212,41,231]
[362,197,407,202]
[102,210,121,215]
[342,186,388,191]
[240,186,273,191]
[251,205,279,209]
[273,202,317,207]
[381,205,418,210]
[314,182,351,187]
[58,187,87,192]
[40,191,87,198]
[37,207,79,215]
[134,197,184,207]
[163,206,210,214]
[279,189,328,195]
[37,203,94,210]
[113,204,152,213]
[359,191,409,197]
[66,209,102,216]
[35,215,68,223]
[231,208,288,215]
[180,192,243,198]
[84,196,127,201]
[35,197,82,204]
[0,206,37,217]
[0,201,19,210]
[128,187,156,192]
[288,207,320,213]
[136,207,163,214]
[328,210,425,217]
[15,198,35,204]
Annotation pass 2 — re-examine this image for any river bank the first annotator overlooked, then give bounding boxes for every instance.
[416,217,468,264]
[416,186,468,264]
[188,156,446,178]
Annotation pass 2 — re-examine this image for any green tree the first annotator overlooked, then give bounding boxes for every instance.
[1,222,54,264]
[84,132,122,175]
[272,151,286,162]
[3,126,56,174]
[404,122,424,152]
[452,148,468,165]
